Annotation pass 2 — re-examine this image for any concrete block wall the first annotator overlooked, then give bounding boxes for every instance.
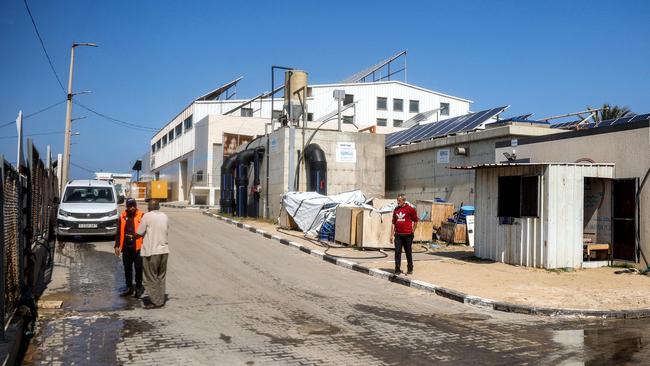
[253,127,385,219]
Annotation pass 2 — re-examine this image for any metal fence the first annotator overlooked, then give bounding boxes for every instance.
[0,139,58,340]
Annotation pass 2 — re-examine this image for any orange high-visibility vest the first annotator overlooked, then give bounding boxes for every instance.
[119,210,143,251]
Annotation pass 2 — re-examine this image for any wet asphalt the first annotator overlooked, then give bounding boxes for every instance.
[21,208,650,365]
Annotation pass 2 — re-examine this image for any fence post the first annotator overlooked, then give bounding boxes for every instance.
[1,157,6,341]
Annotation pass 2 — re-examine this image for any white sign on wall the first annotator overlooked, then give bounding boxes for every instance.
[336,142,356,163]
[270,137,279,153]
[436,149,450,164]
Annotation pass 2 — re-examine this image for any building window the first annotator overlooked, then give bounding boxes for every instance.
[440,102,450,116]
[409,100,419,113]
[184,115,193,131]
[343,116,354,124]
[393,98,403,112]
[498,175,540,219]
[168,130,174,141]
[162,135,168,146]
[156,140,161,150]
[307,113,314,121]
[175,123,183,136]
[393,119,403,127]
[195,170,203,182]
[307,87,313,97]
[151,144,156,153]
[344,94,354,106]
[272,110,282,121]
[377,97,387,110]
[377,118,387,127]
[241,108,253,117]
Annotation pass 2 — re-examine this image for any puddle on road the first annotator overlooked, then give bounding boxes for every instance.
[46,239,135,312]
[353,303,650,364]
[23,239,150,365]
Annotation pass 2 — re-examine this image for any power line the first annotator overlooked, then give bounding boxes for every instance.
[22,0,66,94]
[74,101,157,132]
[70,161,95,173]
[1,99,67,129]
[0,130,65,139]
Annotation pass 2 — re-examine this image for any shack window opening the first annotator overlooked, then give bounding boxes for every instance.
[498,176,521,218]
[521,176,540,217]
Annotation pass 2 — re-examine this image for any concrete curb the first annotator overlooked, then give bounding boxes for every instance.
[161,203,213,210]
[203,211,650,319]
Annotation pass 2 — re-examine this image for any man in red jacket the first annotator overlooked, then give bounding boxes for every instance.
[390,193,418,275]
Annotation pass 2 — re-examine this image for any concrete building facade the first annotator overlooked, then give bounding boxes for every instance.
[148,77,472,205]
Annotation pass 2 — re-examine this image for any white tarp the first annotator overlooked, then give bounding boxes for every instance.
[281,190,366,237]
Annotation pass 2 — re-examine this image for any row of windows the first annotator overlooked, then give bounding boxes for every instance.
[152,115,193,153]
[376,118,403,127]
[376,97,450,117]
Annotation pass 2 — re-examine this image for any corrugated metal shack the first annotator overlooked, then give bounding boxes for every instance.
[452,163,615,269]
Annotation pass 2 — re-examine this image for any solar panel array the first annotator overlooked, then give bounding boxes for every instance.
[386,106,508,147]
[494,114,534,123]
[551,113,650,129]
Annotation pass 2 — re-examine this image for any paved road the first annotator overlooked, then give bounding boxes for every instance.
[24,209,650,365]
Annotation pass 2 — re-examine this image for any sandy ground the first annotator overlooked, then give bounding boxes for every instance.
[217,212,650,311]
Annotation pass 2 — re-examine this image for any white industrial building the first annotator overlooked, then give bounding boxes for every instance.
[147,53,474,205]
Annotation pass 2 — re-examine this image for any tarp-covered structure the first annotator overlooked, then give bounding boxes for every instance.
[280,190,368,237]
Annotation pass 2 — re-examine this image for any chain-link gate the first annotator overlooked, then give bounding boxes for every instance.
[0,139,58,341]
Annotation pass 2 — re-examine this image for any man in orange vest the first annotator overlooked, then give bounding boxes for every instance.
[114,198,144,298]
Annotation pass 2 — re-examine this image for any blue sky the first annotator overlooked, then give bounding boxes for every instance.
[1,0,648,178]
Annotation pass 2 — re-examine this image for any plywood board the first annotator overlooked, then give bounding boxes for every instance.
[356,209,393,248]
[416,201,455,223]
[441,222,467,244]
[279,207,299,230]
[414,221,434,242]
[335,206,363,245]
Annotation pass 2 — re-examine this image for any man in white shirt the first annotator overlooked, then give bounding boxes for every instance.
[134,199,169,309]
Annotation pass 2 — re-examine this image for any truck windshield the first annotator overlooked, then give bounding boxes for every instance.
[63,187,115,203]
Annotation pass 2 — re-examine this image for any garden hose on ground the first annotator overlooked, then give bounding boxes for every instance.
[275,228,430,259]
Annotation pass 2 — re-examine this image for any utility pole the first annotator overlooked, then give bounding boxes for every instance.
[61,42,97,193]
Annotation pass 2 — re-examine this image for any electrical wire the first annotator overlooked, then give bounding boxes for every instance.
[0,130,65,139]
[275,227,389,260]
[0,100,67,129]
[22,0,66,94]
[73,101,158,132]
[70,161,95,173]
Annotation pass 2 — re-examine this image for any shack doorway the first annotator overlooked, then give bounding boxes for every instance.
[612,179,638,262]
[583,178,612,263]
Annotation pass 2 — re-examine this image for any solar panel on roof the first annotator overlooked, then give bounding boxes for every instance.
[551,113,650,130]
[386,106,508,147]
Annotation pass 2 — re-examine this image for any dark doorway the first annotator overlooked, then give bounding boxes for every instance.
[612,179,638,262]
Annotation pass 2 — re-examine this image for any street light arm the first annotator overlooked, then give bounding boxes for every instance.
[73,42,98,48]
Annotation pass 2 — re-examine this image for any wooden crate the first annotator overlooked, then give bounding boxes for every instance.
[279,207,299,230]
[414,221,434,242]
[334,206,364,245]
[416,201,455,226]
[440,222,467,244]
[356,209,393,249]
